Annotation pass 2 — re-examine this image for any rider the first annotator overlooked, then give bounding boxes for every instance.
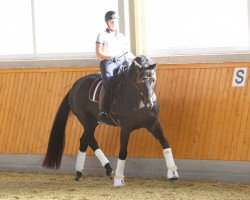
[96,10,135,122]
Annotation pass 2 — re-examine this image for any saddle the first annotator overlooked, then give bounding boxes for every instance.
[89,64,129,104]
[89,77,103,103]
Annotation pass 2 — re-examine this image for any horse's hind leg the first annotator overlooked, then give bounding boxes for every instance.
[87,131,113,179]
[75,132,88,181]
[75,114,113,181]
[147,121,179,181]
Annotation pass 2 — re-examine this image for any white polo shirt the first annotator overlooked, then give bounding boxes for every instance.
[96,29,129,57]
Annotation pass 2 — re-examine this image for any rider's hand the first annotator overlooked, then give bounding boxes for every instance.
[111,56,119,63]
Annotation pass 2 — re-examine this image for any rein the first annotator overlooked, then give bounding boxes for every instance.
[110,64,129,103]
[115,67,129,97]
[109,66,129,126]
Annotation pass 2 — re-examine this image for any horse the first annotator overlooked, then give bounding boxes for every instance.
[42,55,179,187]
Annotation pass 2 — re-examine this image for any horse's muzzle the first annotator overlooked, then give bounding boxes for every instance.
[145,98,154,109]
[146,103,153,109]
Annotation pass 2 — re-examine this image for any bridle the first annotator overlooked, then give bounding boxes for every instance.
[132,60,156,103]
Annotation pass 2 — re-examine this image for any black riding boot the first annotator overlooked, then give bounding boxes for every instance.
[98,86,110,123]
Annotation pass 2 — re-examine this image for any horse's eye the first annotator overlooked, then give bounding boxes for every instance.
[142,77,149,83]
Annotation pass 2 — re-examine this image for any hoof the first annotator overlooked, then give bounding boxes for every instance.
[75,171,82,181]
[168,177,179,182]
[105,163,113,179]
[107,171,114,180]
[114,177,125,187]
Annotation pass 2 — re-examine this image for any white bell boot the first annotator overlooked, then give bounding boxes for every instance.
[167,166,179,180]
[114,176,125,187]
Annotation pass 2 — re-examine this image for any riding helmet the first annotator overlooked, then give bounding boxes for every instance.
[105,11,119,24]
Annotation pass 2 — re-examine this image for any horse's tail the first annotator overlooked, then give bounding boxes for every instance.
[42,91,70,169]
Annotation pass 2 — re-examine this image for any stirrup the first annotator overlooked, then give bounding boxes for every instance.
[98,112,108,123]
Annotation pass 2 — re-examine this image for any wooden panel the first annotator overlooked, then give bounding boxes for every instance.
[239,75,250,160]
[0,63,250,161]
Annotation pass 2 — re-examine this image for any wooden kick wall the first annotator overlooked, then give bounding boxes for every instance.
[0,63,249,161]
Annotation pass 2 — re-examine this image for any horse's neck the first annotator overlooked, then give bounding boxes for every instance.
[118,74,141,102]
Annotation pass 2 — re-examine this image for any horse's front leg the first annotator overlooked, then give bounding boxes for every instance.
[147,121,179,181]
[114,127,131,187]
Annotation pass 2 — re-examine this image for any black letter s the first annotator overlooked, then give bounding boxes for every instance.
[235,70,244,84]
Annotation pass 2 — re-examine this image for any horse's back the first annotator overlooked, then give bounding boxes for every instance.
[69,72,101,112]
[72,72,101,90]
[79,72,101,83]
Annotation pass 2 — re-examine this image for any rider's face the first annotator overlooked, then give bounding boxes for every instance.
[108,19,119,31]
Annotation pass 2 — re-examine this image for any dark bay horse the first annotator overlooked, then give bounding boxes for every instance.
[43,55,179,186]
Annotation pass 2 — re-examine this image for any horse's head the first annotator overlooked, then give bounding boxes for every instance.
[129,55,157,109]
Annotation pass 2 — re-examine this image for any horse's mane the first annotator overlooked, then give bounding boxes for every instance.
[116,62,130,77]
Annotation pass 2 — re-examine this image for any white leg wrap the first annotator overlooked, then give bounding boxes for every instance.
[114,159,126,187]
[75,151,86,172]
[163,148,179,179]
[115,159,126,178]
[95,149,109,167]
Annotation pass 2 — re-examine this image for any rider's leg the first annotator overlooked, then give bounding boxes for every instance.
[98,77,111,121]
[98,60,116,122]
[98,58,126,122]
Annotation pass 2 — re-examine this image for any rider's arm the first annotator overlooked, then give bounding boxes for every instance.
[95,43,112,60]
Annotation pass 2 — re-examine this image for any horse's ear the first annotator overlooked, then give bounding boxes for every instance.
[147,64,157,70]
